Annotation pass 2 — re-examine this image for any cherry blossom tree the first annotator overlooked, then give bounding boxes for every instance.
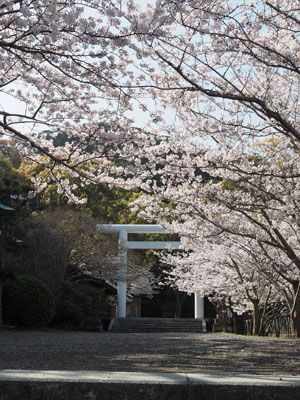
[2,1,299,183]
[122,0,300,144]
[161,234,292,335]
[2,1,300,336]
[128,137,300,335]
[2,1,300,171]
[0,0,144,198]
[107,0,300,336]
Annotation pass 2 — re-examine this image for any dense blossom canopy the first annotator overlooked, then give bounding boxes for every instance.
[1,0,300,333]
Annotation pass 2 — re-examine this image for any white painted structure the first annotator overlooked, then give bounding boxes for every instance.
[96,224,204,319]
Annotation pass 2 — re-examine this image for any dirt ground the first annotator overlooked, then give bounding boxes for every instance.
[0,329,299,376]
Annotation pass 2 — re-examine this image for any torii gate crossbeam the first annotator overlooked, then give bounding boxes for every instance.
[96,224,204,319]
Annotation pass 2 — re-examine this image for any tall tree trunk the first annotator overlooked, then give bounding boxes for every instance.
[0,276,3,326]
[291,281,300,338]
[257,287,272,337]
[252,300,261,336]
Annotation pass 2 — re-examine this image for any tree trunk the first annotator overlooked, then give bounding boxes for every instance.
[291,281,300,338]
[252,300,261,336]
[0,276,3,326]
[174,291,187,318]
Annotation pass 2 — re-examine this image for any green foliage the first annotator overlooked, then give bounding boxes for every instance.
[0,151,21,207]
[19,157,143,223]
[0,251,21,280]
[0,150,33,265]
[54,297,83,327]
[0,150,32,210]
[3,275,55,327]
[80,184,142,223]
[53,282,109,330]
[0,140,21,168]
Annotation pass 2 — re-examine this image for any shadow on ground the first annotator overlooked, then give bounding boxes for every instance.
[0,331,299,375]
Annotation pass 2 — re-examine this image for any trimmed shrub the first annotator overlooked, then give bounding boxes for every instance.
[53,297,83,329]
[52,282,108,330]
[3,275,55,327]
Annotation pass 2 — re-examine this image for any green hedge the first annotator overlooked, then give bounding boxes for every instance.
[53,282,108,330]
[3,275,55,327]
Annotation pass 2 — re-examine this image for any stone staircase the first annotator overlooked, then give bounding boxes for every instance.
[108,317,207,333]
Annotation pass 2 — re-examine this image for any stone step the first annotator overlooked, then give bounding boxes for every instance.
[2,370,300,400]
[109,318,207,333]
[111,329,204,332]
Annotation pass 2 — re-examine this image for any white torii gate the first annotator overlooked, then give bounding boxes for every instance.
[96,224,204,319]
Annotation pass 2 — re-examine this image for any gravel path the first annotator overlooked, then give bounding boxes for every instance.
[0,330,299,375]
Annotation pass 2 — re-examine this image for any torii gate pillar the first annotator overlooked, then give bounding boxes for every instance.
[195,292,204,319]
[96,224,205,319]
[117,228,127,318]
